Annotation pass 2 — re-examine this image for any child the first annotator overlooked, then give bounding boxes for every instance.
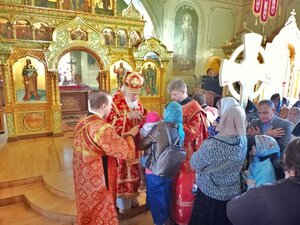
[140,111,160,138]
[139,111,160,191]
[245,135,280,189]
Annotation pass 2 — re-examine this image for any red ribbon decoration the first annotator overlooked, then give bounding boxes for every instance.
[269,0,278,17]
[261,0,270,22]
[253,0,278,23]
[253,0,262,14]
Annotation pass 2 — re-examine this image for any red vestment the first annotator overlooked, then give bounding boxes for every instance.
[106,90,147,198]
[172,100,208,225]
[73,114,135,225]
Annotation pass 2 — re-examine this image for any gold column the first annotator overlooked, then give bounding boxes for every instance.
[48,69,63,136]
[12,24,17,39]
[113,0,117,16]
[0,63,16,139]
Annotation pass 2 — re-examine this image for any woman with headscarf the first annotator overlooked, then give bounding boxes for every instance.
[227,138,300,225]
[188,104,247,225]
[139,102,185,225]
[207,97,239,137]
[244,135,280,189]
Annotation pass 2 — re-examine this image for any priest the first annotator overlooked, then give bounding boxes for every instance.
[107,72,147,213]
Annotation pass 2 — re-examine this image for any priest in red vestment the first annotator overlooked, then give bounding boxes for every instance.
[73,91,139,225]
[107,72,147,213]
[167,78,208,225]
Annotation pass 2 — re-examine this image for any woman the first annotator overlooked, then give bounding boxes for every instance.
[189,104,247,225]
[244,135,280,189]
[227,138,300,225]
[139,102,185,225]
[207,97,239,137]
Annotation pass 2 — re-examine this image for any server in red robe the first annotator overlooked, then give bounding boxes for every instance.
[107,72,147,213]
[167,78,208,225]
[73,91,139,225]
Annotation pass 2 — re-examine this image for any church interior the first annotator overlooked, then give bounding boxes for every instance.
[1,0,300,224]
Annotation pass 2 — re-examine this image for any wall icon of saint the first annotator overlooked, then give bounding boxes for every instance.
[110,61,132,94]
[178,14,193,70]
[173,5,198,76]
[141,64,158,96]
[13,57,46,102]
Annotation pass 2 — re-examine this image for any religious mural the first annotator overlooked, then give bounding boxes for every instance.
[34,0,57,8]
[63,0,90,12]
[129,30,142,48]
[94,0,113,15]
[173,5,198,76]
[110,60,132,94]
[13,57,46,102]
[15,20,33,40]
[0,18,13,39]
[140,62,159,96]
[70,27,88,41]
[33,22,53,41]
[102,28,115,45]
[117,29,128,47]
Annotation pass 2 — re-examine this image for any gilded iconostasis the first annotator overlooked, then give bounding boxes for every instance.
[0,0,172,140]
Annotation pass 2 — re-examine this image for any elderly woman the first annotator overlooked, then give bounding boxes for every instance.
[189,103,247,225]
[139,101,185,225]
[287,107,300,140]
[227,138,300,225]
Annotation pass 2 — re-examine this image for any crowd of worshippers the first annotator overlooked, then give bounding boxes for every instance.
[73,74,300,225]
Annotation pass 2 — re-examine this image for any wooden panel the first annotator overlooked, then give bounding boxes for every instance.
[60,91,88,115]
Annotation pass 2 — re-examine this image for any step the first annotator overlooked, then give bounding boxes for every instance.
[0,198,73,225]
[0,182,77,223]
[0,176,146,223]
[43,170,75,200]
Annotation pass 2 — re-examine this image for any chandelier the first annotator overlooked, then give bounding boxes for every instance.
[253,0,279,24]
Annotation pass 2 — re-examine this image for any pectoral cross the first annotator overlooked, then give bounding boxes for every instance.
[219,33,271,108]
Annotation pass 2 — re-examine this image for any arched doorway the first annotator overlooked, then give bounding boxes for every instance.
[57,49,104,131]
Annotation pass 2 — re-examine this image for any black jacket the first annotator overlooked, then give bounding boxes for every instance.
[227,178,300,225]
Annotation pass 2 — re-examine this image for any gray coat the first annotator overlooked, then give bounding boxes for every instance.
[248,116,292,151]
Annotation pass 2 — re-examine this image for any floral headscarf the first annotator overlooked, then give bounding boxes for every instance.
[254,135,280,158]
[164,101,185,145]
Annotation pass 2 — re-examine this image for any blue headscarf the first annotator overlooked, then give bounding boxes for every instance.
[254,135,280,159]
[163,101,185,145]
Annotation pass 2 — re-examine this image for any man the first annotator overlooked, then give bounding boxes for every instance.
[247,99,292,152]
[200,68,223,96]
[22,59,40,101]
[247,99,293,180]
[73,91,139,225]
[113,62,126,88]
[107,72,147,213]
[167,78,208,224]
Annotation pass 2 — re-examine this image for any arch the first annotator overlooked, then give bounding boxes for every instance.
[45,16,109,70]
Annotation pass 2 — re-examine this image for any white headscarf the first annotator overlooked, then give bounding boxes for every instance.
[216,105,246,136]
[220,97,239,116]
